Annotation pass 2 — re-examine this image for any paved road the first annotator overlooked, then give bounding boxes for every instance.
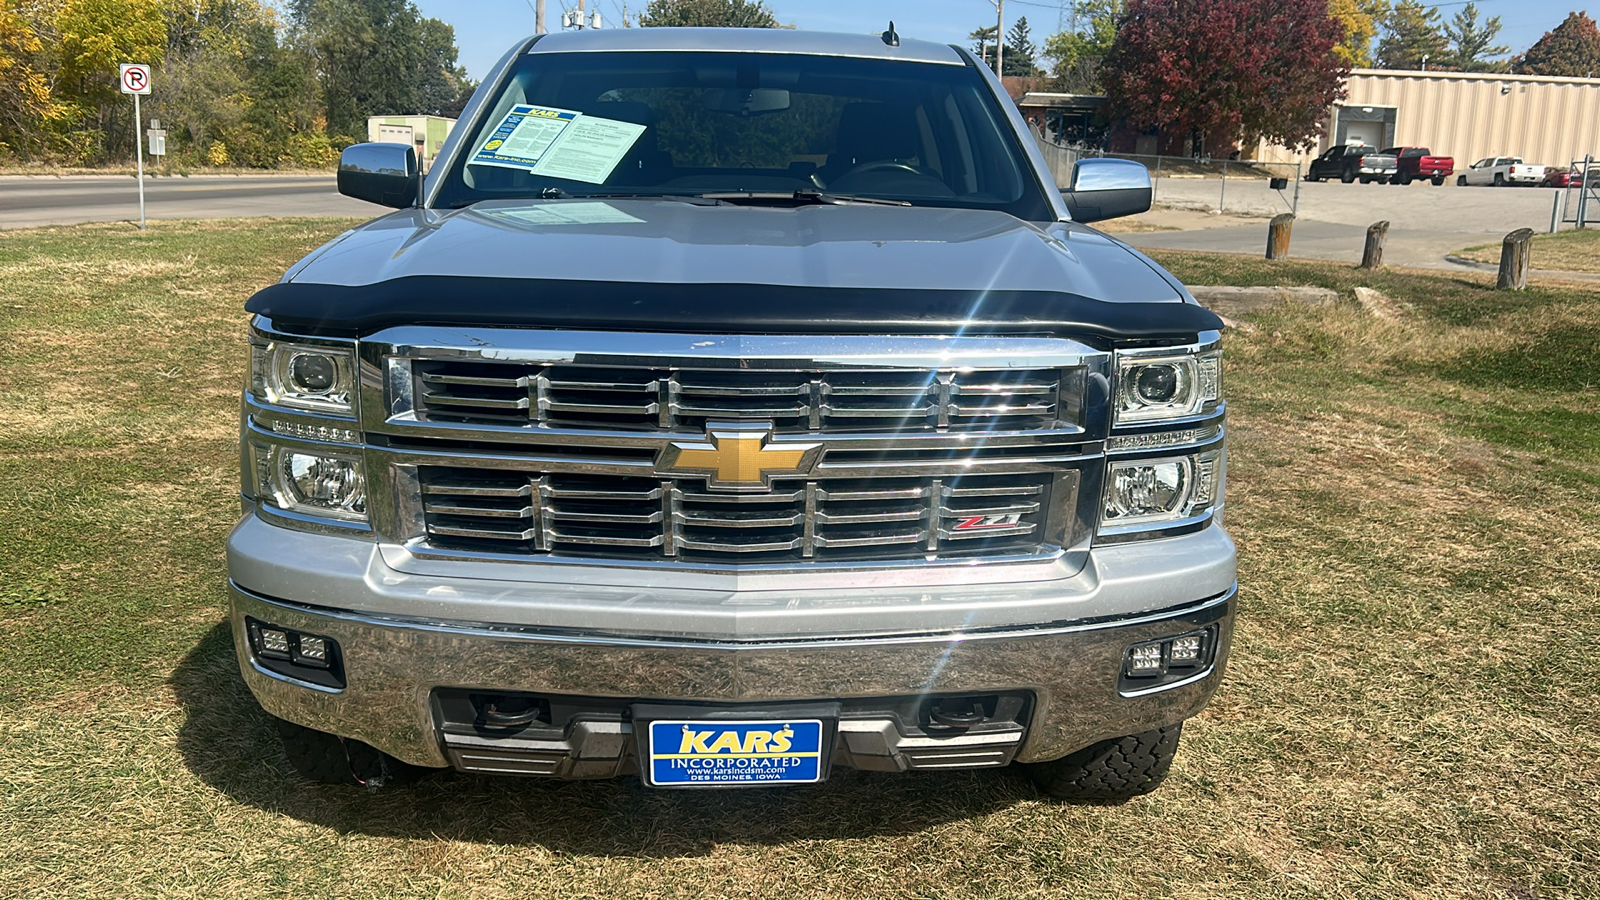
[0,175,379,229]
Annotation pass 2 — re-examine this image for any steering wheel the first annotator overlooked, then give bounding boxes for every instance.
[834,159,939,181]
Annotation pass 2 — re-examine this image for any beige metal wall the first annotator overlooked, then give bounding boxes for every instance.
[1257,69,1600,170]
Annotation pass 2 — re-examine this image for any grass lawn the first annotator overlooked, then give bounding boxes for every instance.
[1,220,1598,898]
[1455,227,1600,273]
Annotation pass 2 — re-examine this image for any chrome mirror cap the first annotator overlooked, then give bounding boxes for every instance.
[337,142,419,208]
[1062,158,1152,224]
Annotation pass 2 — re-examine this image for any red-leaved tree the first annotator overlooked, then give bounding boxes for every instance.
[1100,0,1350,152]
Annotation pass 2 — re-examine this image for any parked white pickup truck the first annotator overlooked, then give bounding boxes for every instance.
[1457,157,1546,186]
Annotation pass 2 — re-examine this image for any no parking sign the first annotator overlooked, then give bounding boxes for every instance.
[119,64,151,95]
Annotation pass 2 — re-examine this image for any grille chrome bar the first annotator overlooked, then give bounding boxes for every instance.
[419,468,1058,564]
[409,360,1067,434]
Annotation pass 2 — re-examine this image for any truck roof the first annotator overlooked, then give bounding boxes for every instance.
[524,26,967,66]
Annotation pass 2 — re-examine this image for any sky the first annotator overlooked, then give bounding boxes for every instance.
[414,0,1591,81]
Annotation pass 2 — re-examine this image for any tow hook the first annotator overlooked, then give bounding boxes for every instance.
[928,697,989,728]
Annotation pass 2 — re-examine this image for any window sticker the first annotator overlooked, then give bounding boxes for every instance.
[470,104,648,185]
[472,104,581,170]
[528,116,649,184]
[481,203,646,226]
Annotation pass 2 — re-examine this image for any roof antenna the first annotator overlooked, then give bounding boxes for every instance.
[882,21,899,47]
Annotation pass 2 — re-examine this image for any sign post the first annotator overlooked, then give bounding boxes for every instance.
[119,64,152,230]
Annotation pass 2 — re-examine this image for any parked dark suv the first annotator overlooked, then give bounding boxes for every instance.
[1306,144,1397,184]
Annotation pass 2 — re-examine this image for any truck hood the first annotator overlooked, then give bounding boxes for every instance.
[288,199,1185,304]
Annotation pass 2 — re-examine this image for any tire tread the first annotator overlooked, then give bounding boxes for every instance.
[1028,723,1183,802]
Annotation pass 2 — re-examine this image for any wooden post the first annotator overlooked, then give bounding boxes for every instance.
[1266,213,1293,259]
[1360,220,1390,269]
[1497,228,1534,290]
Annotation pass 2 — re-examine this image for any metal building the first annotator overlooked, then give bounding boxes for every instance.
[366,115,457,171]
[1257,68,1600,171]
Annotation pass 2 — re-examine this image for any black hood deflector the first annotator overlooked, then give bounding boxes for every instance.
[246,276,1223,341]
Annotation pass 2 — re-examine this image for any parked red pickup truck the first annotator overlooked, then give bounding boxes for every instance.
[1383,147,1454,185]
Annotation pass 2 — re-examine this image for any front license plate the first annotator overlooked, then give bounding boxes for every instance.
[645,719,825,786]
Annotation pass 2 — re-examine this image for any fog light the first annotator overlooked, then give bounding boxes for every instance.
[1128,642,1163,674]
[295,634,329,667]
[1170,634,1203,664]
[257,626,291,659]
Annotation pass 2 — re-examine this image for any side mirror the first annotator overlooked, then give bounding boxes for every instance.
[1061,158,1151,224]
[337,142,419,208]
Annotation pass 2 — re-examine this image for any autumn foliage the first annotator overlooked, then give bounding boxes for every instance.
[1099,0,1350,152]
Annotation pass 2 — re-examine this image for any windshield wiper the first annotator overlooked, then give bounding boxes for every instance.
[698,190,912,208]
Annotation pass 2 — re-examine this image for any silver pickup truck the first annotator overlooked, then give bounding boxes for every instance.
[231,26,1235,800]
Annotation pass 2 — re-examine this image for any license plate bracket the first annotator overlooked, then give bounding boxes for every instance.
[632,702,840,788]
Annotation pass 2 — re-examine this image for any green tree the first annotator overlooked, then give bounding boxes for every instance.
[1004,16,1040,76]
[53,0,167,160]
[637,0,778,28]
[0,0,66,158]
[1375,0,1448,69]
[1329,0,1387,67]
[289,0,465,141]
[969,24,998,69]
[1042,0,1122,92]
[1514,11,1600,77]
[1442,2,1508,71]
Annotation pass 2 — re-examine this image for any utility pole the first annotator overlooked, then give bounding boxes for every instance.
[537,0,545,33]
[990,0,1005,76]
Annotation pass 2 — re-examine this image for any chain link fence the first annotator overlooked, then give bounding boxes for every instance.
[1036,139,1303,217]
[1555,155,1598,229]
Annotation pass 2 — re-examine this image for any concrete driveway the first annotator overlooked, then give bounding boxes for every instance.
[0,174,379,229]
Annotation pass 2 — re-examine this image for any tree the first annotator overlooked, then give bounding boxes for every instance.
[637,0,778,28]
[1042,0,1122,92]
[0,0,65,158]
[1442,2,1508,71]
[1375,0,1448,69]
[1004,16,1039,76]
[1329,0,1386,67]
[969,24,998,69]
[289,0,465,140]
[1514,11,1600,77]
[1099,0,1348,152]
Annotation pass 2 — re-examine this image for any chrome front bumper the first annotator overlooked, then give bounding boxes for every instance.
[229,585,1235,773]
[229,510,1236,773]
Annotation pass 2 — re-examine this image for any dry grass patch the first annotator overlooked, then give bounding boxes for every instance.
[0,224,1598,898]
[1455,228,1600,274]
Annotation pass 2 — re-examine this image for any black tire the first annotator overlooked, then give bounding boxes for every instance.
[1377,177,1391,184]
[1457,175,1467,186]
[1396,173,1411,185]
[1341,171,1356,183]
[1432,176,1445,186]
[275,717,429,787]
[1359,177,1371,184]
[1027,723,1184,802]
[1493,173,1504,186]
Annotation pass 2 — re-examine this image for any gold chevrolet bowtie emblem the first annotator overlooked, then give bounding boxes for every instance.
[657,424,821,492]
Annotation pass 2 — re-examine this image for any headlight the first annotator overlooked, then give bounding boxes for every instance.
[249,442,368,523]
[1101,451,1220,530]
[1114,349,1220,425]
[250,336,357,416]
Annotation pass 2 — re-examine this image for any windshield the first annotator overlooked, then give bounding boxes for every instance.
[433,50,1052,218]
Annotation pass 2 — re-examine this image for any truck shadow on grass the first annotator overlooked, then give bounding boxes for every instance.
[171,622,1043,855]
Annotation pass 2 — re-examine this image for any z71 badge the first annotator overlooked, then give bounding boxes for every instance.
[953,513,1023,531]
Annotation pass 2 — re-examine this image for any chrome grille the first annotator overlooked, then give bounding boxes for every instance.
[420,468,1056,562]
[412,362,1065,433]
